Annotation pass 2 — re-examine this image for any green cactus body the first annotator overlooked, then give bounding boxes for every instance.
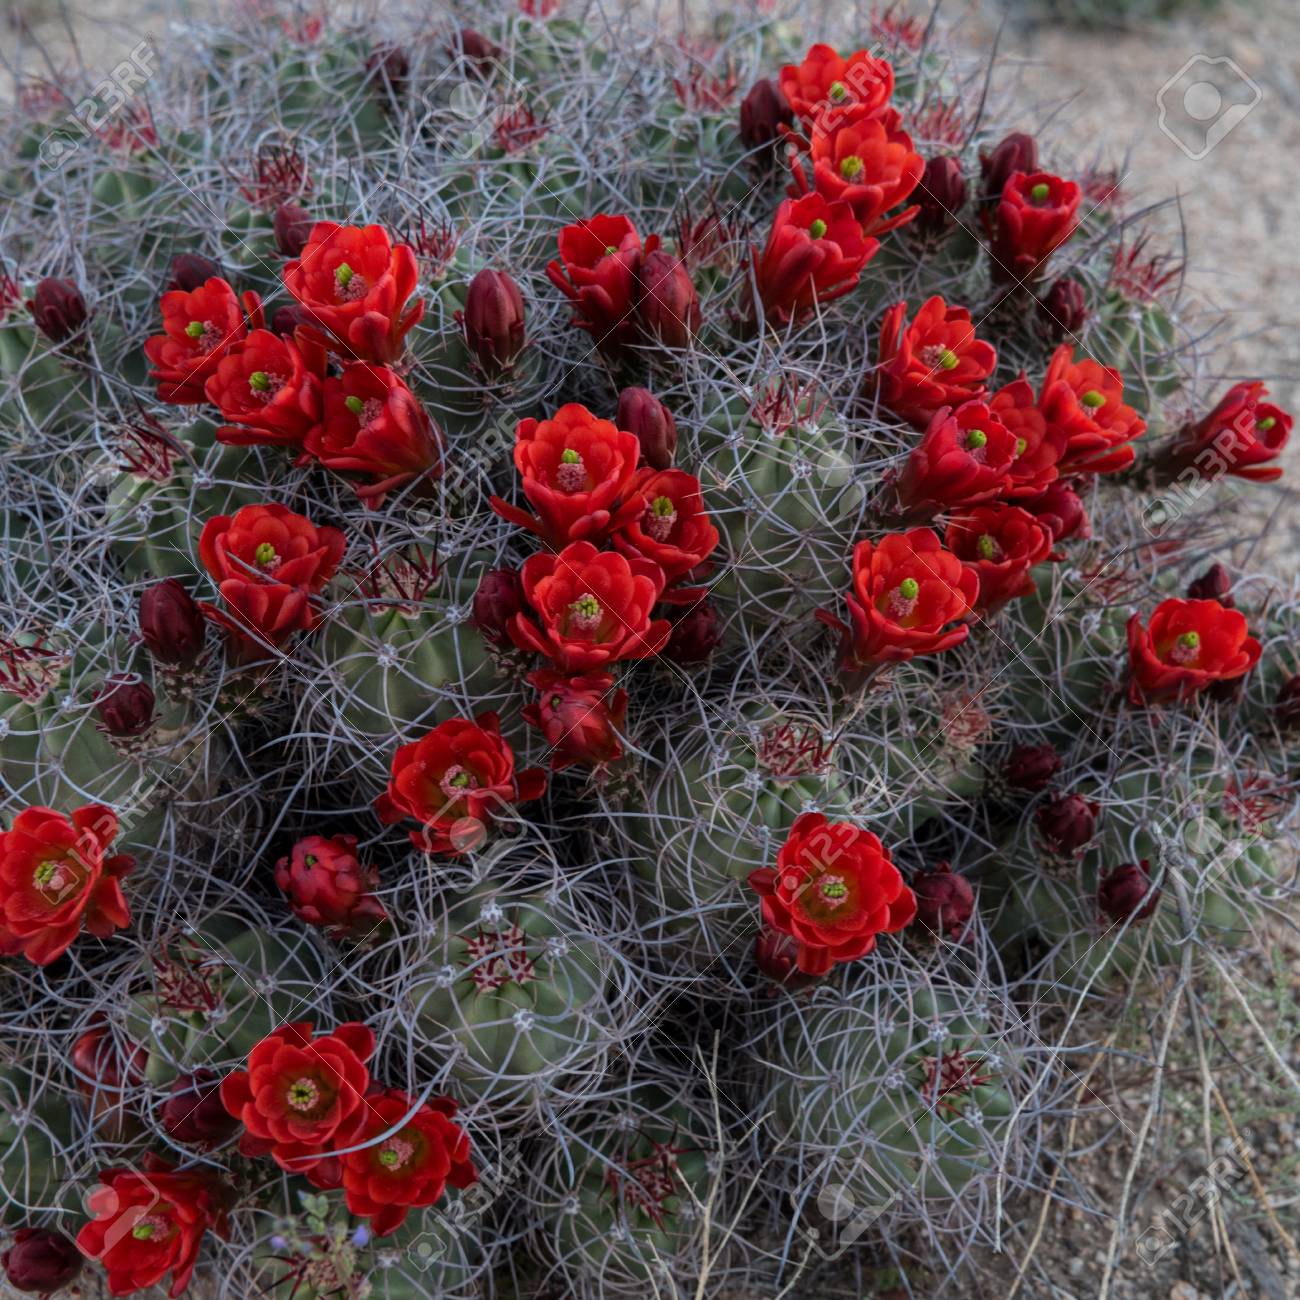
[124,918,328,1085]
[0,317,91,437]
[1095,291,1183,416]
[0,1067,73,1224]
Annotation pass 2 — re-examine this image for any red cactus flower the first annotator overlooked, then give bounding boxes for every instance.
[490,403,643,545]
[616,386,677,470]
[946,504,1053,615]
[1039,344,1146,475]
[545,214,647,354]
[872,296,997,426]
[144,277,263,405]
[1098,860,1159,924]
[374,712,546,855]
[748,811,916,976]
[753,193,875,325]
[161,1070,242,1149]
[611,467,719,589]
[777,43,895,131]
[339,1089,475,1236]
[198,503,345,650]
[523,670,628,771]
[817,528,979,671]
[509,541,671,672]
[219,1021,376,1187]
[284,222,424,364]
[0,804,133,966]
[204,328,325,448]
[788,115,923,236]
[76,1160,232,1300]
[1163,381,1291,484]
[274,834,388,938]
[309,364,443,506]
[895,400,1017,514]
[1126,598,1261,706]
[989,377,1067,497]
[987,170,1081,284]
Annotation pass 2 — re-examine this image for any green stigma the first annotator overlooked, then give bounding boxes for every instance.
[1030,182,1051,202]
[821,880,848,899]
[550,695,562,710]
[966,428,987,449]
[132,1224,156,1241]
[809,218,828,239]
[448,771,471,788]
[185,320,205,339]
[1080,389,1106,409]
[977,534,998,560]
[1257,416,1276,431]
[304,854,317,867]
[33,861,58,886]
[651,494,675,517]
[560,448,580,464]
[1015,437,1027,456]
[828,80,847,101]
[345,395,366,416]
[1178,631,1200,648]
[572,594,601,618]
[898,577,919,600]
[937,347,959,371]
[839,155,864,180]
[334,262,354,287]
[604,245,618,256]
[254,542,277,567]
[248,370,271,393]
[378,1148,401,1168]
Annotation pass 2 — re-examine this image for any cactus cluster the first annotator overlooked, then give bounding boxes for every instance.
[0,0,1296,1296]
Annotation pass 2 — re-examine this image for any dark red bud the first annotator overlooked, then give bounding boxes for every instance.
[71,1026,146,1094]
[168,253,222,293]
[94,674,156,738]
[26,277,88,343]
[753,927,813,988]
[472,567,524,646]
[980,132,1038,201]
[663,601,721,664]
[1186,563,1233,606]
[273,202,315,258]
[1038,278,1088,342]
[739,77,793,151]
[270,303,315,338]
[2,1228,83,1294]
[1004,742,1062,792]
[366,45,410,100]
[1020,482,1091,544]
[1277,675,1300,730]
[460,269,526,377]
[913,155,966,237]
[638,250,700,350]
[161,1070,241,1147]
[911,861,974,939]
[1035,793,1099,854]
[616,386,678,471]
[450,27,502,69]
[139,578,206,665]
[1098,860,1159,923]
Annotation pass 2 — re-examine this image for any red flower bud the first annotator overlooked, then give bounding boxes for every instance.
[1186,563,1233,606]
[26,277,88,343]
[366,45,410,101]
[472,567,524,647]
[615,386,677,470]
[71,1026,146,1094]
[161,1070,241,1148]
[1039,277,1088,342]
[460,269,526,377]
[1019,482,1091,544]
[752,926,813,988]
[738,77,793,152]
[450,27,502,69]
[1098,860,1159,924]
[94,674,157,738]
[1004,742,1062,791]
[523,669,628,770]
[664,600,721,664]
[168,253,222,292]
[2,1228,83,1294]
[911,862,974,939]
[913,155,966,237]
[139,578,206,665]
[979,131,1038,201]
[1035,793,1099,854]
[638,249,700,350]
[1277,675,1300,729]
[274,833,388,937]
[273,202,315,258]
[270,303,314,338]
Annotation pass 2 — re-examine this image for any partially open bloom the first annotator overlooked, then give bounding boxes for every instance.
[94,673,157,738]
[979,131,1038,202]
[817,528,979,671]
[523,669,628,770]
[204,328,324,448]
[611,467,719,589]
[946,504,1053,615]
[310,364,443,506]
[895,401,1017,514]
[1039,344,1146,475]
[778,43,895,131]
[545,214,646,353]
[490,403,643,545]
[873,296,997,426]
[168,253,222,292]
[273,202,314,258]
[340,1089,475,1236]
[1161,381,1291,484]
[274,833,388,938]
[1098,860,1159,924]
[748,812,916,976]
[374,712,546,854]
[788,115,923,236]
[1126,598,1261,706]
[987,170,1081,284]
[1038,276,1088,340]
[144,277,262,404]
[990,377,1067,496]
[754,193,874,325]
[220,1022,376,1186]
[0,804,133,966]
[663,600,722,664]
[284,222,423,364]
[76,1160,232,1299]
[509,541,671,672]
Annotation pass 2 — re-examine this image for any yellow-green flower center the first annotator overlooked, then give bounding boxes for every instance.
[345,395,366,416]
[937,347,959,371]
[560,448,580,464]
[966,428,987,450]
[1015,437,1027,456]
[977,533,998,560]
[248,371,271,394]
[839,155,864,181]
[829,80,847,101]
[1030,182,1051,203]
[1080,389,1106,409]
[335,262,354,287]
[898,578,919,600]
[1257,416,1276,431]
[185,320,205,339]
[809,218,827,240]
[254,542,278,567]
